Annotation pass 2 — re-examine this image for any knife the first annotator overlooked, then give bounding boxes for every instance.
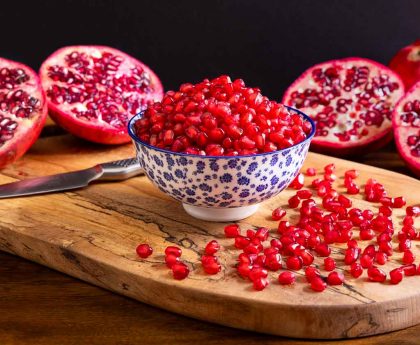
[0,157,143,199]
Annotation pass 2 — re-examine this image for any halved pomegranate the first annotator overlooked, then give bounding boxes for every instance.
[0,58,47,168]
[392,81,420,176]
[39,45,163,144]
[282,58,404,155]
[389,39,420,90]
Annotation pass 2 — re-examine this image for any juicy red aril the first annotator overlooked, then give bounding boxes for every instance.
[403,264,417,276]
[288,195,300,208]
[135,75,311,155]
[248,267,268,282]
[255,227,269,241]
[286,256,303,270]
[204,240,220,255]
[290,173,305,189]
[315,243,331,257]
[324,257,336,271]
[278,271,296,285]
[344,247,360,265]
[350,263,363,278]
[406,206,420,217]
[392,196,406,208]
[306,167,316,176]
[272,207,286,220]
[165,246,182,257]
[402,250,415,264]
[310,276,327,292]
[235,236,250,249]
[172,263,190,280]
[253,277,269,291]
[224,224,240,238]
[367,266,386,282]
[265,253,283,271]
[201,255,221,275]
[345,169,359,179]
[305,266,321,282]
[296,189,313,199]
[360,254,374,268]
[327,271,345,285]
[136,243,153,258]
[237,263,252,278]
[374,252,388,265]
[165,254,180,268]
[389,268,404,284]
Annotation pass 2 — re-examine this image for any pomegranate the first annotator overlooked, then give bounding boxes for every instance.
[392,81,420,176]
[39,45,163,144]
[0,58,47,168]
[134,75,313,156]
[389,40,420,89]
[282,58,404,155]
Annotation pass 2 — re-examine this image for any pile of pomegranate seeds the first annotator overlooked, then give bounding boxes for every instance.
[136,163,419,292]
[134,75,312,156]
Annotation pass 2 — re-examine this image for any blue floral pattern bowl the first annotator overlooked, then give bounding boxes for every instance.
[128,106,315,221]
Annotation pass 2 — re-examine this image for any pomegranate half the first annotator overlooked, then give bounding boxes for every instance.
[389,39,420,90]
[392,81,420,176]
[282,58,405,155]
[39,45,163,144]
[0,58,47,168]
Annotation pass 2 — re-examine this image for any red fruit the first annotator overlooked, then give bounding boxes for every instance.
[272,207,286,220]
[360,254,374,268]
[305,266,321,282]
[265,253,282,271]
[234,236,250,249]
[136,243,153,258]
[286,256,303,270]
[310,276,327,292]
[283,58,404,155]
[406,206,420,217]
[204,240,220,255]
[350,263,363,278]
[389,39,420,89]
[248,267,268,282]
[289,173,304,189]
[367,266,387,282]
[403,264,417,276]
[0,58,48,168]
[253,277,269,291]
[392,81,420,176]
[374,252,388,265]
[288,195,300,208]
[389,267,404,284]
[201,255,221,275]
[296,189,313,199]
[327,271,345,285]
[165,254,180,268]
[324,257,336,271]
[402,250,415,264]
[165,246,182,257]
[172,262,189,280]
[40,45,163,144]
[306,167,316,176]
[278,271,296,285]
[224,224,240,238]
[315,243,331,257]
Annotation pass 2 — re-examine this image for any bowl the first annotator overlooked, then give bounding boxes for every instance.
[128,106,315,222]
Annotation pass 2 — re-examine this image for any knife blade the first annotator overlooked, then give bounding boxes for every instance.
[0,157,143,199]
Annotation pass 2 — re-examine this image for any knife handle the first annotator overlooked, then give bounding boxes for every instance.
[97,158,144,181]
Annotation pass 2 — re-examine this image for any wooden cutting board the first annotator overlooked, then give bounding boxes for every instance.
[0,134,419,339]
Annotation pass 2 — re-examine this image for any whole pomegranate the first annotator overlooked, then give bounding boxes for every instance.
[0,57,47,168]
[39,45,163,144]
[389,39,420,89]
[282,58,404,155]
[392,81,420,176]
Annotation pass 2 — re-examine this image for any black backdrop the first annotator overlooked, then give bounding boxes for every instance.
[1,0,419,99]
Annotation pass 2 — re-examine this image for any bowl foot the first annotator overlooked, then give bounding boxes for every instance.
[182,203,259,222]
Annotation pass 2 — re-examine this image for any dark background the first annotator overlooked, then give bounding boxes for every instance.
[1,0,419,99]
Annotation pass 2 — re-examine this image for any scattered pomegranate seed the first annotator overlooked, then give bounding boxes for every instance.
[271,207,286,221]
[253,277,269,291]
[278,271,296,285]
[389,268,404,284]
[327,271,345,285]
[403,264,417,276]
[375,252,388,265]
[224,224,240,238]
[306,167,316,176]
[165,246,182,257]
[286,256,303,270]
[344,169,359,179]
[172,263,190,280]
[289,173,304,190]
[201,255,222,275]
[406,206,420,217]
[402,250,415,264]
[136,243,153,258]
[205,240,220,255]
[310,276,327,292]
[367,266,387,282]
[165,254,180,268]
[350,263,363,278]
[393,196,406,208]
[324,257,336,271]
[296,189,313,199]
[305,266,321,282]
[360,254,374,269]
[288,195,300,208]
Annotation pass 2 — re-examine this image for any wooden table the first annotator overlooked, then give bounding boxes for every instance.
[0,123,418,345]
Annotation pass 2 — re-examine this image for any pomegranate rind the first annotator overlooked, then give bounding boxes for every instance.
[389,39,420,90]
[392,81,420,177]
[282,57,405,156]
[0,58,47,168]
[39,45,163,144]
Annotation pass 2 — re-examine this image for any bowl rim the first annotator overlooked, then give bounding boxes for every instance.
[127,105,316,159]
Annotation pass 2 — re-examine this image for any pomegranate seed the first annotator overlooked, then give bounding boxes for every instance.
[278,271,296,285]
[327,271,344,285]
[403,264,417,276]
[324,163,335,174]
[270,238,283,250]
[344,169,359,179]
[272,207,286,220]
[288,195,300,208]
[344,247,360,265]
[253,277,269,291]
[296,189,313,199]
[237,263,252,278]
[136,243,153,258]
[265,253,282,271]
[249,267,268,282]
[315,243,331,257]
[286,256,303,270]
[367,266,386,282]
[290,173,305,190]
[165,254,180,268]
[393,196,406,208]
[201,255,221,275]
[306,167,316,176]
[402,250,415,264]
[172,263,189,280]
[305,266,321,282]
[311,276,327,292]
[350,263,363,278]
[399,238,411,252]
[204,240,220,255]
[324,257,336,271]
[362,209,374,220]
[235,236,250,249]
[389,268,404,284]
[165,246,182,257]
[406,206,420,217]
[224,224,240,238]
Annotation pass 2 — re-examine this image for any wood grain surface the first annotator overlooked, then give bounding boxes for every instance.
[0,132,419,344]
